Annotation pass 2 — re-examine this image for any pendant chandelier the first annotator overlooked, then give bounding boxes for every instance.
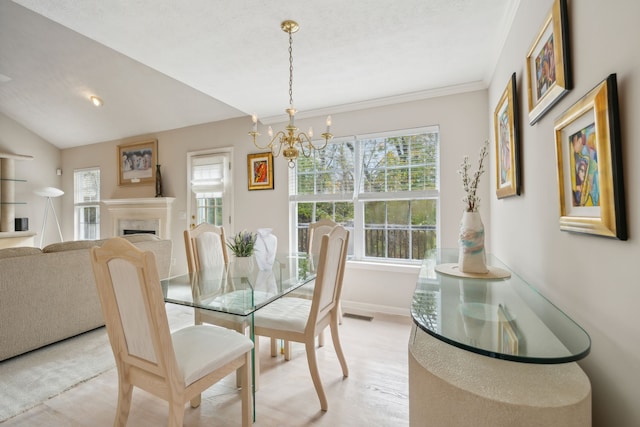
[249,20,333,168]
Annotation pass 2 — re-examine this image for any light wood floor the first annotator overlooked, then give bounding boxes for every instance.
[3,306,412,427]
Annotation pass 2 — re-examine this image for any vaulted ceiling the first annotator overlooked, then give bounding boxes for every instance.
[0,0,518,149]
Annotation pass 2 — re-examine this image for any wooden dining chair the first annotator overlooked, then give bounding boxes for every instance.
[184,223,260,388]
[184,222,228,276]
[254,225,350,411]
[90,237,253,427]
[282,218,339,357]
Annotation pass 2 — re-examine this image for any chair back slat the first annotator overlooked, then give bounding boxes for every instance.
[184,223,228,274]
[91,237,178,382]
[308,218,337,258]
[195,232,226,270]
[107,258,157,362]
[307,226,349,331]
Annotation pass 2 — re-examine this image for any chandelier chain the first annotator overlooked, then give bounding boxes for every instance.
[288,30,294,107]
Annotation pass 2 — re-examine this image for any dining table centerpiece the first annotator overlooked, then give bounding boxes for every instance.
[456,140,489,274]
[227,230,257,277]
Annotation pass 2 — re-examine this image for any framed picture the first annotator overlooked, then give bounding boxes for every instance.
[554,74,626,240]
[525,0,571,125]
[118,139,157,186]
[494,73,521,198]
[247,152,274,191]
[497,304,518,355]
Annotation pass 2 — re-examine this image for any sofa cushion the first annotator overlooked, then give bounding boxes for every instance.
[42,240,106,253]
[0,247,43,259]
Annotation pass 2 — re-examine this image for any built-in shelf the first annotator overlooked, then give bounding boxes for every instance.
[0,153,34,161]
[0,153,34,233]
[0,231,37,249]
[0,231,36,237]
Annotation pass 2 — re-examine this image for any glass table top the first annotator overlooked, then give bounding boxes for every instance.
[161,252,316,317]
[411,249,591,364]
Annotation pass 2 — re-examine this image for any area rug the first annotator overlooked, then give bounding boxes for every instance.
[0,304,194,422]
[0,326,114,421]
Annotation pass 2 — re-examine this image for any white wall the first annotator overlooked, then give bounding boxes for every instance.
[0,113,62,247]
[60,89,490,316]
[488,0,640,425]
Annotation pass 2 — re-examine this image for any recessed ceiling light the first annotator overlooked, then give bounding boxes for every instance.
[90,95,103,107]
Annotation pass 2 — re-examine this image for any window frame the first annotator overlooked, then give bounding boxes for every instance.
[73,167,101,241]
[289,126,440,264]
[186,147,233,232]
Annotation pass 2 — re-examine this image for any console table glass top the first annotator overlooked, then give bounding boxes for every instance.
[161,252,316,316]
[411,249,591,364]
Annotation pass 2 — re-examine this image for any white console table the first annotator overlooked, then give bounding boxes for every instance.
[409,249,591,426]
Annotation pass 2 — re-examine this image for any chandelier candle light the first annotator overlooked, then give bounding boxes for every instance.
[249,20,333,168]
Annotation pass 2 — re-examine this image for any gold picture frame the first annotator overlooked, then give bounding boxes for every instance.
[494,73,521,198]
[247,152,274,191]
[554,74,626,240]
[118,139,157,186]
[526,0,571,125]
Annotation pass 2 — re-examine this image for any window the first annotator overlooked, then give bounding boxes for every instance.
[290,127,439,262]
[74,168,100,240]
[187,150,232,230]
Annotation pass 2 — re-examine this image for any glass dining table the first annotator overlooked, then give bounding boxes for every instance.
[161,252,316,318]
[160,252,317,418]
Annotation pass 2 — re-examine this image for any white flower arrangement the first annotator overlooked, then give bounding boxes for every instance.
[457,140,489,212]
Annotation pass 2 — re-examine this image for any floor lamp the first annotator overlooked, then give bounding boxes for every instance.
[34,187,64,248]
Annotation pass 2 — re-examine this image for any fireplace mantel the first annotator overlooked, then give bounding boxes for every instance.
[102,197,175,239]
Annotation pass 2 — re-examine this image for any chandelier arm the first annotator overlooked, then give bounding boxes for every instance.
[251,132,272,151]
[269,131,288,158]
[297,133,313,158]
[300,132,330,150]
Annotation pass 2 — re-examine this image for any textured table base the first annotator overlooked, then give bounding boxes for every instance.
[408,325,591,426]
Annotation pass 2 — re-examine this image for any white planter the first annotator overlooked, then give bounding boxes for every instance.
[254,228,277,271]
[457,211,488,274]
[231,255,255,278]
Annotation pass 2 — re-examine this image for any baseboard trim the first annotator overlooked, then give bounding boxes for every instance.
[341,300,410,318]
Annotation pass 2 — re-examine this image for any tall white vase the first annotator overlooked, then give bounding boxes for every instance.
[254,228,277,271]
[457,211,488,274]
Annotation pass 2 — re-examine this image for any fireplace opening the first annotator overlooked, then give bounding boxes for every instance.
[122,229,156,235]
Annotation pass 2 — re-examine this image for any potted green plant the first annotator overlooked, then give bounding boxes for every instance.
[227,230,257,257]
[227,230,257,277]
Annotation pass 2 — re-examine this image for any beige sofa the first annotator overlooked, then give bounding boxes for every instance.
[0,234,173,362]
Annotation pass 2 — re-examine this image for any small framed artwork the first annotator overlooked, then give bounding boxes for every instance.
[118,139,157,186]
[247,152,274,191]
[554,74,626,240]
[497,304,519,355]
[525,0,571,125]
[494,72,521,198]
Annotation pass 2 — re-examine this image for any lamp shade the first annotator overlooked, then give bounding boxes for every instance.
[34,187,64,198]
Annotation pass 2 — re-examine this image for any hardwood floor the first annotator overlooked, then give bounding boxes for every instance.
[2,306,412,426]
